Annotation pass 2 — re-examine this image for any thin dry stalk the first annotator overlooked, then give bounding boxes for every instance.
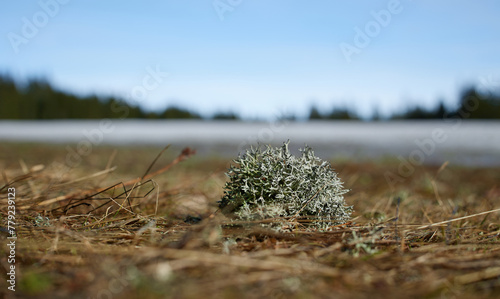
[54,166,117,186]
[417,208,500,230]
[155,248,340,277]
[454,267,500,285]
[31,147,195,209]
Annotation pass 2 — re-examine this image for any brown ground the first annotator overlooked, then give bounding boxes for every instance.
[1,142,499,299]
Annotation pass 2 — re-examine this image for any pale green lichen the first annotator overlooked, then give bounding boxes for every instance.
[219,141,352,230]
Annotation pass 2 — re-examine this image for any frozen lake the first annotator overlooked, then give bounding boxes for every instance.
[1,120,499,166]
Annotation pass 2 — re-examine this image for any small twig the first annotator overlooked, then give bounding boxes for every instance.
[417,207,500,230]
[84,181,155,214]
[19,159,39,197]
[446,206,458,245]
[435,161,449,178]
[394,197,401,241]
[62,182,124,213]
[454,267,500,285]
[55,167,117,186]
[132,145,171,208]
[151,180,160,216]
[32,147,195,209]
[1,170,8,188]
[122,181,136,212]
[141,144,171,181]
[141,147,196,181]
[0,165,43,193]
[108,196,135,215]
[105,149,118,171]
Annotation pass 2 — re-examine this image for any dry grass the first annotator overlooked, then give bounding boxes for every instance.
[1,143,500,299]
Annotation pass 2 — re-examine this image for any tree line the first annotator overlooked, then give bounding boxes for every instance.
[308,88,500,120]
[1,74,499,120]
[0,75,203,120]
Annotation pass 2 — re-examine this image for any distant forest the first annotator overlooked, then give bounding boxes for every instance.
[1,74,499,120]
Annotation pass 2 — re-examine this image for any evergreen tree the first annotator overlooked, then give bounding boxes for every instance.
[455,87,500,119]
[160,106,201,119]
[308,105,323,120]
[212,112,239,120]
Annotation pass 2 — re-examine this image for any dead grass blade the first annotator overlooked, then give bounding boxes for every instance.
[417,207,500,229]
[154,248,340,277]
[454,267,500,285]
[54,166,117,186]
[141,144,171,181]
[29,147,195,210]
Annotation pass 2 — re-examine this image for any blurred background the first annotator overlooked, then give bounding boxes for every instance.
[1,0,499,164]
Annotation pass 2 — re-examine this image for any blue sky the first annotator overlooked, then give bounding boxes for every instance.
[1,0,500,119]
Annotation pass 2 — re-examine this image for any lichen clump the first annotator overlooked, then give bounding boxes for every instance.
[219,141,352,230]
